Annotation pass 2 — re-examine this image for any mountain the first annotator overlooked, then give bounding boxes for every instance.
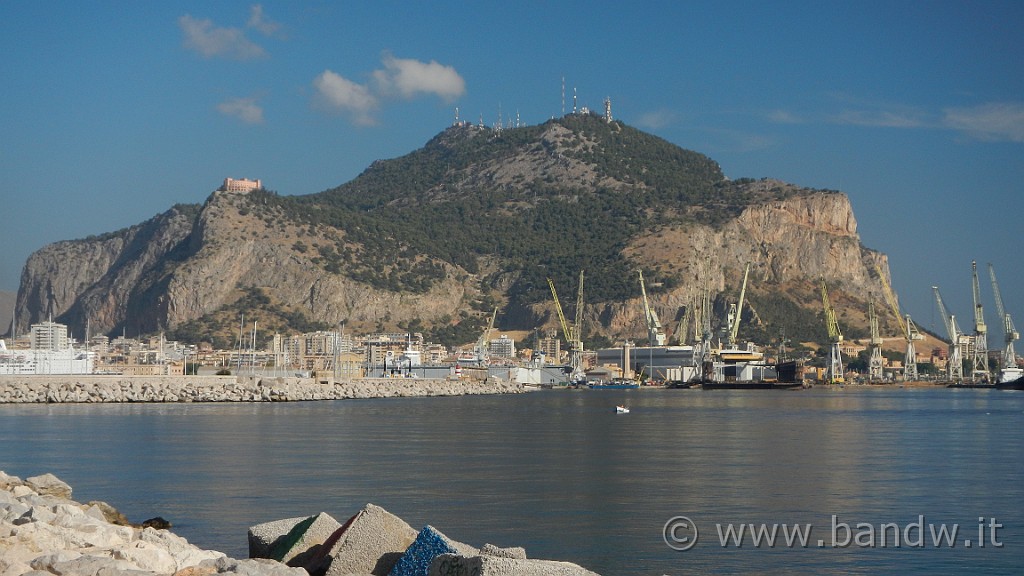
[0,291,13,337]
[14,113,902,350]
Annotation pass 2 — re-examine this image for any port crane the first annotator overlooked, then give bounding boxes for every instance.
[867,297,884,381]
[970,261,989,382]
[547,270,585,382]
[638,269,667,346]
[473,307,498,364]
[876,264,921,381]
[988,263,1021,383]
[820,277,844,385]
[724,263,751,349]
[932,286,964,383]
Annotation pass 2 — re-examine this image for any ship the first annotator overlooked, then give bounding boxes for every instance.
[699,347,805,390]
[995,374,1024,390]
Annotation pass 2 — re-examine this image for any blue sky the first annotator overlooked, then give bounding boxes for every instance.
[2,1,1022,338]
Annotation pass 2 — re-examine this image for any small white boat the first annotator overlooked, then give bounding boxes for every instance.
[615,405,630,414]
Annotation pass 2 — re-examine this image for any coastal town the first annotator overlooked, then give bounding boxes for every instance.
[2,313,1016,390]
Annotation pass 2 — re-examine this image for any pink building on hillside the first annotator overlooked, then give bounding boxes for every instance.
[221,177,262,192]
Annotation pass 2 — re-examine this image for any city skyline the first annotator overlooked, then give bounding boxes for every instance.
[2,1,1023,335]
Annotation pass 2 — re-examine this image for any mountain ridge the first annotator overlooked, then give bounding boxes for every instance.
[13,114,901,350]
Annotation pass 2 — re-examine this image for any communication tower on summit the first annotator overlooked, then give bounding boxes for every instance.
[561,76,565,116]
[604,97,612,123]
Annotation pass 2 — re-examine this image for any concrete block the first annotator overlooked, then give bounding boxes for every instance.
[427,554,602,576]
[317,503,418,576]
[480,543,526,559]
[248,516,309,559]
[388,525,476,576]
[266,512,342,566]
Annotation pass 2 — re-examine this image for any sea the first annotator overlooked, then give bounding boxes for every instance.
[2,386,1022,575]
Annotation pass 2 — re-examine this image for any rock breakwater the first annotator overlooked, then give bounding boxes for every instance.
[1,471,600,576]
[0,375,522,403]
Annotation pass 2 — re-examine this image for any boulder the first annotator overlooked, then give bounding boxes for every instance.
[387,525,477,576]
[315,503,418,576]
[25,473,72,499]
[427,554,601,576]
[84,500,132,526]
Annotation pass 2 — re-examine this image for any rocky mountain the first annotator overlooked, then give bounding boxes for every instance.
[0,291,13,337]
[14,113,903,349]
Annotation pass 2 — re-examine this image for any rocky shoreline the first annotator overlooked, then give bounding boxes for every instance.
[0,375,522,403]
[1,471,598,576]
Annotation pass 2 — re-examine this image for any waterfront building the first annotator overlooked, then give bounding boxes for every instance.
[0,321,93,375]
[489,335,516,359]
[31,321,69,351]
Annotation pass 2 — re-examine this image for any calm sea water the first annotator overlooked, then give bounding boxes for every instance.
[1,387,1022,575]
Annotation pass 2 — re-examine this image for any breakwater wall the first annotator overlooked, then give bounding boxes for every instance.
[0,375,522,403]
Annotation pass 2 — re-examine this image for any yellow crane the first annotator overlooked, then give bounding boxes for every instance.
[547,270,585,381]
[876,264,921,381]
[820,277,844,385]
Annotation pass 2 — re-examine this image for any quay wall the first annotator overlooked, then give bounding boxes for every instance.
[0,374,522,403]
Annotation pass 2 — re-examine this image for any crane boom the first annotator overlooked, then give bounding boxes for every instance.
[989,263,1020,380]
[932,287,957,342]
[548,272,585,381]
[820,277,844,384]
[638,269,667,346]
[574,269,585,340]
[821,278,843,343]
[474,307,498,363]
[933,285,964,382]
[547,278,574,346]
[727,263,751,348]
[875,265,908,340]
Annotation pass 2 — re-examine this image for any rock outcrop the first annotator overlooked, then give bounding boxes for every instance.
[1,471,601,576]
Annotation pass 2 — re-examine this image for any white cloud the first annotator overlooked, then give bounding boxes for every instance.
[179,14,265,60]
[634,109,678,130]
[830,109,925,128]
[766,109,802,124]
[217,97,264,124]
[313,70,378,125]
[247,4,283,37]
[943,102,1024,142]
[372,54,465,102]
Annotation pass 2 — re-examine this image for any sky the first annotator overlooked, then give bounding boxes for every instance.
[2,1,1023,340]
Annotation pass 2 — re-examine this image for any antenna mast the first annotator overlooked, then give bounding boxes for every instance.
[561,76,565,116]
